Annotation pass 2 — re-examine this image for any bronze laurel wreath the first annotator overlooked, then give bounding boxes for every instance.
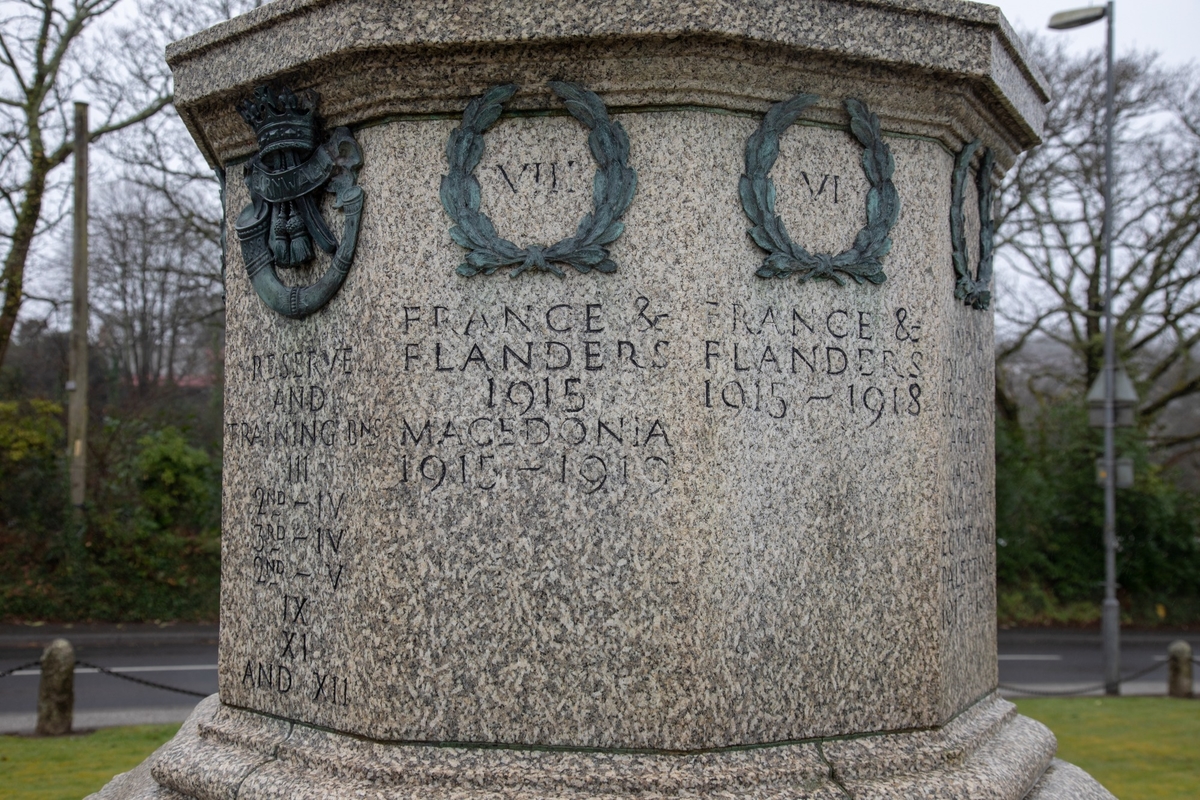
[741,94,899,285]
[440,82,637,278]
[950,140,995,310]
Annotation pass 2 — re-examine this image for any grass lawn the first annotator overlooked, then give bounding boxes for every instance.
[0,724,179,800]
[1016,697,1200,800]
[0,700,1196,798]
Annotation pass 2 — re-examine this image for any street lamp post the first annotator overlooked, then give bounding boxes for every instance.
[1049,2,1120,696]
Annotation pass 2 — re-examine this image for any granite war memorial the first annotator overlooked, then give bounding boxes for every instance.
[93,0,1114,797]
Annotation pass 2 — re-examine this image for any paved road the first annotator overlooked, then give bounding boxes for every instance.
[0,624,217,733]
[997,628,1198,697]
[0,625,1195,732]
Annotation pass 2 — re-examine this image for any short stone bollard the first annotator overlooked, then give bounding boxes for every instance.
[1167,640,1194,699]
[36,638,74,735]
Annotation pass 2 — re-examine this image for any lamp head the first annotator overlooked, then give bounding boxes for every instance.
[1048,6,1107,30]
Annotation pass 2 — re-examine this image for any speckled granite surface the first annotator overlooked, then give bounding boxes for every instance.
[1025,760,1118,800]
[214,107,997,749]
[84,1,1119,796]
[89,693,1115,799]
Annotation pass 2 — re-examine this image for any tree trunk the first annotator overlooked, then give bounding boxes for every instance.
[995,379,1021,427]
[0,164,50,368]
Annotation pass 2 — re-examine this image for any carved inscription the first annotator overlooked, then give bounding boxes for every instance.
[243,482,352,697]
[239,660,349,706]
[700,302,924,427]
[241,660,293,694]
[225,277,948,715]
[488,161,584,195]
[250,493,348,586]
[225,343,360,708]
[940,332,993,630]
[227,347,362,449]
[797,172,839,203]
[393,297,675,496]
[239,480,354,705]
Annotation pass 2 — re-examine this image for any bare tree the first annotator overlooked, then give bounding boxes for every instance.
[0,0,175,367]
[110,0,269,249]
[996,35,1200,454]
[86,1,268,398]
[90,186,221,391]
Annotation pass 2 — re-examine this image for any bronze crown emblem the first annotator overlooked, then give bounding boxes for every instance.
[237,86,319,157]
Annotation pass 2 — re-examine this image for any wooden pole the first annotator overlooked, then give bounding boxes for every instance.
[67,102,88,509]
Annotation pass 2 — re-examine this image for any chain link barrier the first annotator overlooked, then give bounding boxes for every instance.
[0,659,209,698]
[75,660,209,698]
[998,659,1169,697]
[0,660,43,679]
[5,654,1195,701]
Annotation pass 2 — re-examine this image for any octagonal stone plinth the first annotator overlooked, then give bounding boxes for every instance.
[93,2,1113,798]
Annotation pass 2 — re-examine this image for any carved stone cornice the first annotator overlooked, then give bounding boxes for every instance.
[167,0,1048,170]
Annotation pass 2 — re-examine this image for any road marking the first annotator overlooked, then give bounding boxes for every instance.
[9,664,217,676]
[997,655,1063,661]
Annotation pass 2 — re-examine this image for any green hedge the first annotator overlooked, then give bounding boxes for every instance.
[0,401,220,622]
[996,402,1200,626]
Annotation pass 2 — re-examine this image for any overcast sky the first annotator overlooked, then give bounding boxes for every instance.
[989,0,1197,65]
